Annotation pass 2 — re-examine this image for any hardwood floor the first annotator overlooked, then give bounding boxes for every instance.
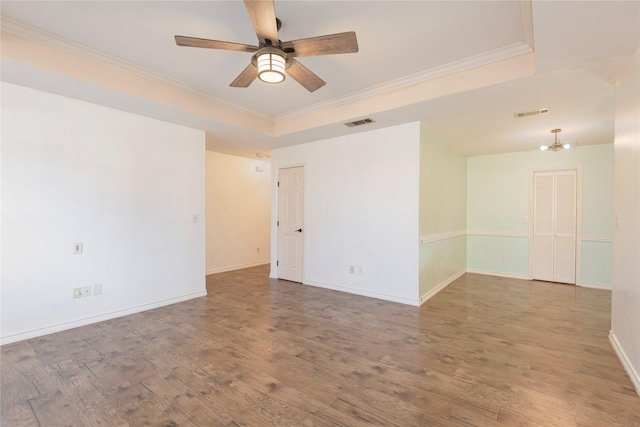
[2,266,639,426]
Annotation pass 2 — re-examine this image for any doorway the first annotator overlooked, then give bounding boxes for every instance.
[531,169,578,284]
[277,166,304,283]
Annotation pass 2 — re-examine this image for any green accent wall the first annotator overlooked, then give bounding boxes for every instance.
[582,241,613,286]
[467,144,614,286]
[467,235,530,278]
[419,125,467,298]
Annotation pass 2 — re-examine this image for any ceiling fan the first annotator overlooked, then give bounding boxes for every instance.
[540,128,571,151]
[174,0,358,92]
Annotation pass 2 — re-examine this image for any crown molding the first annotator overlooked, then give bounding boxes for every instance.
[274,42,533,122]
[0,17,272,122]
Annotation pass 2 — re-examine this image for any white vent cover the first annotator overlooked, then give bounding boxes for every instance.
[345,118,375,127]
[514,108,549,119]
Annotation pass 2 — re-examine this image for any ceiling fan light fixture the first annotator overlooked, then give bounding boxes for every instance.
[256,49,286,84]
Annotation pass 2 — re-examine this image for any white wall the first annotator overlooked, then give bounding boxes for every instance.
[1,82,206,344]
[206,151,271,274]
[611,51,640,394]
[270,123,421,305]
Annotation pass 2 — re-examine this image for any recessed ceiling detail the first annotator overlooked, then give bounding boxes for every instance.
[0,1,535,118]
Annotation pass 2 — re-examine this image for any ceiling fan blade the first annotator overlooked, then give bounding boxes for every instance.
[244,0,279,46]
[230,64,258,88]
[282,31,358,57]
[175,36,258,52]
[287,59,326,92]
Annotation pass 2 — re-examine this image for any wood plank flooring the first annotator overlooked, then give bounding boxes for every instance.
[2,266,639,426]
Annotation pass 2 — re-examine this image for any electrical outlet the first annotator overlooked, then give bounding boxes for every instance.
[523,215,529,223]
[82,286,91,297]
[73,242,83,254]
[73,287,83,299]
[93,283,102,296]
[500,255,506,262]
[349,265,355,274]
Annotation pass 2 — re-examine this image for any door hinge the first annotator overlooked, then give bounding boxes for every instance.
[277,261,279,266]
[277,181,280,187]
[277,220,279,226]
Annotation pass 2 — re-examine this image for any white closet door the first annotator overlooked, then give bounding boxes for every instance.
[533,170,577,284]
[554,171,577,283]
[533,173,555,281]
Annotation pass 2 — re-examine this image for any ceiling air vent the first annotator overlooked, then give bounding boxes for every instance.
[344,118,375,127]
[513,107,549,119]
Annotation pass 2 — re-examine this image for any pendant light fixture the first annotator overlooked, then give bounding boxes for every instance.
[540,128,571,151]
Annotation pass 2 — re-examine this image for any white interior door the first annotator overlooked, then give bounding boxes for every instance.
[277,167,304,283]
[533,169,577,284]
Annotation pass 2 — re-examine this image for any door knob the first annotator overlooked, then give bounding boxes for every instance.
[295,228,302,232]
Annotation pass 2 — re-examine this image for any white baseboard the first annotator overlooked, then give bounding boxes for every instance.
[577,282,612,290]
[466,268,528,280]
[419,269,465,305]
[0,290,207,346]
[303,280,420,306]
[609,332,640,397]
[206,261,269,276]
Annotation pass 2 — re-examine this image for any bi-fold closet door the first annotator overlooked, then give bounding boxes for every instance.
[532,169,577,284]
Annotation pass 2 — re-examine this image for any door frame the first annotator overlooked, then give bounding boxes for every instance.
[528,166,583,284]
[274,163,306,282]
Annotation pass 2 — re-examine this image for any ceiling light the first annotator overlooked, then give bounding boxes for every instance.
[540,128,571,152]
[256,48,286,84]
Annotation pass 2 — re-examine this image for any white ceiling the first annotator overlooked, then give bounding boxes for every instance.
[1,1,639,157]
